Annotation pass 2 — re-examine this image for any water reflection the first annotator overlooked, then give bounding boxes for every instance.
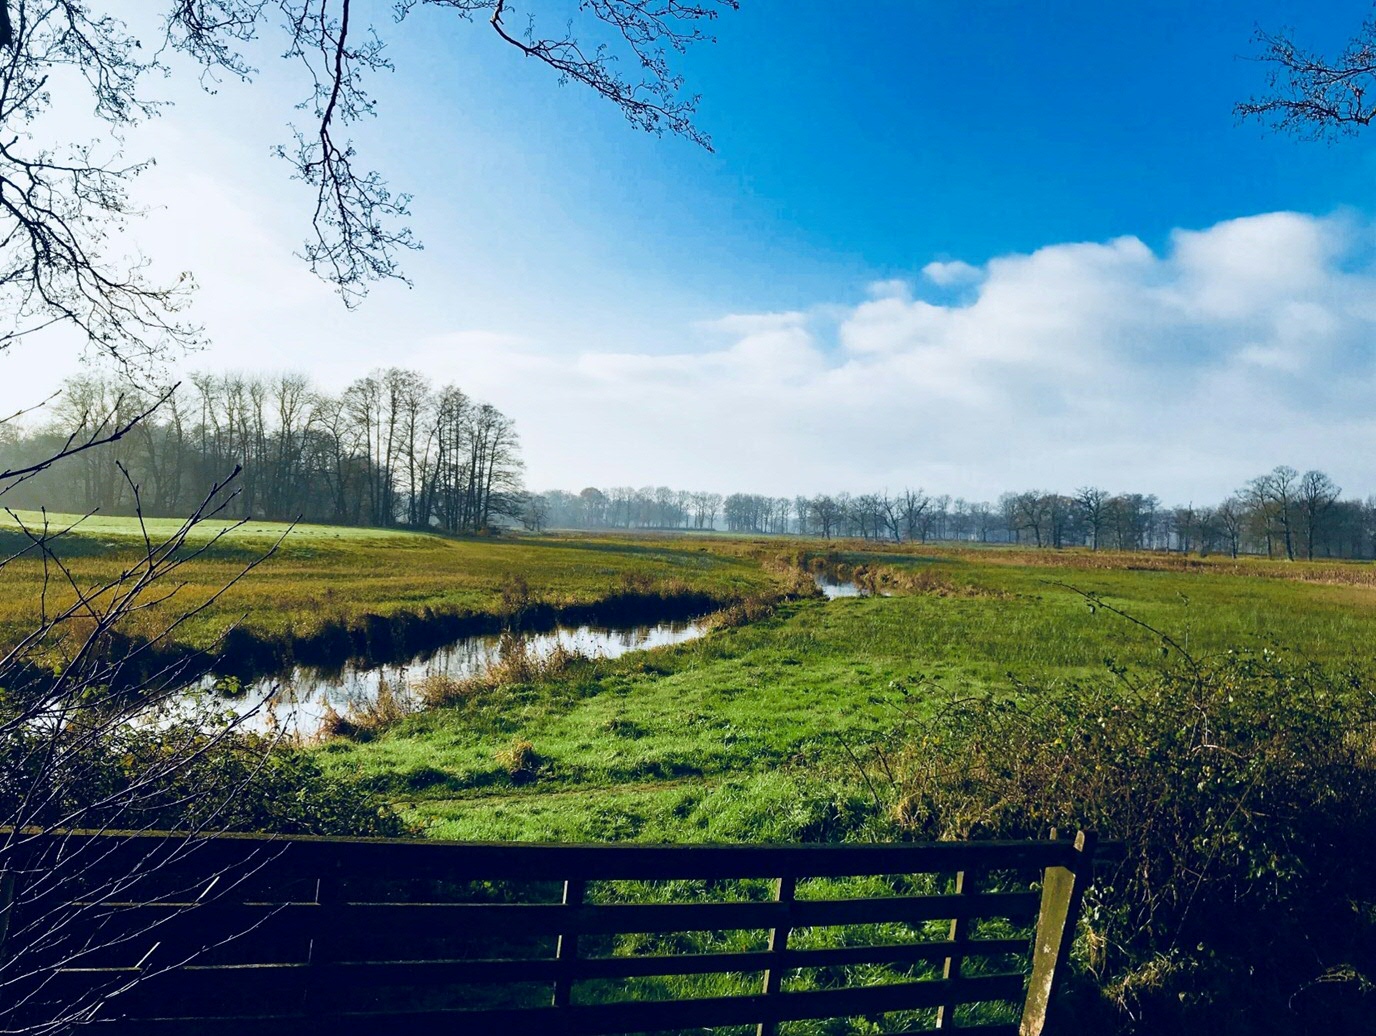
[813,573,868,599]
[229,619,707,737]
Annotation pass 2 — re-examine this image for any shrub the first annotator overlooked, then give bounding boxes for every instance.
[0,715,406,837]
[315,675,419,740]
[415,671,478,709]
[707,595,776,630]
[889,649,1376,1034]
[499,573,534,616]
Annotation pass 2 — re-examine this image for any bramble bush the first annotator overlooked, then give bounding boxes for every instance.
[0,709,406,838]
[890,645,1376,1034]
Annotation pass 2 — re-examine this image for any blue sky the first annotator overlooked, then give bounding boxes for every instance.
[372,0,1373,312]
[11,1,1376,501]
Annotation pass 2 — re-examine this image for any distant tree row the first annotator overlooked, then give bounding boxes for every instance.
[531,467,1370,559]
[0,371,524,531]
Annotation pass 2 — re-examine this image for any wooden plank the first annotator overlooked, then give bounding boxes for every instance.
[456,971,1032,1026]
[45,966,305,1018]
[31,891,1039,974]
[51,935,1035,998]
[303,867,337,1017]
[550,878,584,1008]
[757,873,796,1036]
[2,832,290,898]
[28,903,313,969]
[937,868,977,1028]
[743,891,1039,928]
[315,891,1038,943]
[17,830,1083,883]
[1019,831,1098,1036]
[82,972,1030,1035]
[781,937,1029,972]
[781,941,1029,974]
[329,898,645,937]
[45,965,306,1005]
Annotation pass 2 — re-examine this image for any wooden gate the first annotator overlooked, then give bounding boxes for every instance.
[0,829,1100,1034]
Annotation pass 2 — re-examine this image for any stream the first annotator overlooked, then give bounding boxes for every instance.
[225,619,709,737]
[224,575,869,737]
[813,573,866,599]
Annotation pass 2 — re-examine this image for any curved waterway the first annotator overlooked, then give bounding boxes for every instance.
[227,619,709,737]
[223,577,870,737]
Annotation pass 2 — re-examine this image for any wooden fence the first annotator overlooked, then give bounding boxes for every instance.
[0,829,1102,1035]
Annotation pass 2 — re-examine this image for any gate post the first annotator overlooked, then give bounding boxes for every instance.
[1020,831,1098,1036]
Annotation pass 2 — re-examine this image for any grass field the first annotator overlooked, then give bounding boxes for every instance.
[0,512,779,650]
[308,539,1376,843]
[9,518,1375,1029]
[6,513,1375,844]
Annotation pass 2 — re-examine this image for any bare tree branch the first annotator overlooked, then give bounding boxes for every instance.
[1238,17,1376,138]
[1,1,736,321]
[0,386,176,489]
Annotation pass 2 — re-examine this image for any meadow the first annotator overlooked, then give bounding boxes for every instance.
[310,541,1376,842]
[0,512,777,652]
[67,520,1353,842]
[6,513,1373,841]
[7,518,1376,1029]
[300,540,1376,1031]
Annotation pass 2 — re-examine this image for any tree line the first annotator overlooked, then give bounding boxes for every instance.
[532,467,1369,559]
[5,386,1364,560]
[0,370,525,531]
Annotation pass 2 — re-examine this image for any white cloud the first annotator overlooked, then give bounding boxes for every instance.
[921,259,982,286]
[12,203,1374,504]
[865,278,911,299]
[441,212,1376,500]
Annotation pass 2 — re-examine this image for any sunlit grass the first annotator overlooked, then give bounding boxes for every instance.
[318,543,1376,844]
[0,518,777,649]
[6,515,1374,843]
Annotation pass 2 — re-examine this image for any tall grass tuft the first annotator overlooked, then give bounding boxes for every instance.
[705,595,777,630]
[317,674,419,740]
[417,634,588,709]
[495,738,540,781]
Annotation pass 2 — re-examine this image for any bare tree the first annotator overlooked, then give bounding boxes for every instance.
[809,495,841,541]
[1297,469,1341,560]
[1238,14,1376,140]
[1074,486,1109,550]
[877,492,902,543]
[1044,493,1073,549]
[0,0,738,334]
[897,488,929,543]
[969,500,996,543]
[1171,504,1195,554]
[1249,466,1300,561]
[521,492,548,532]
[848,493,883,540]
[1010,490,1048,547]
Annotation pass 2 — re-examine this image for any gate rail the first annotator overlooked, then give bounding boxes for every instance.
[0,829,1104,1035]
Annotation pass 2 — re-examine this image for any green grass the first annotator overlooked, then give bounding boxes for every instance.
[314,553,1376,1031]
[0,510,415,542]
[14,520,1373,1030]
[316,544,1376,844]
[0,514,779,649]
[8,513,1375,843]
